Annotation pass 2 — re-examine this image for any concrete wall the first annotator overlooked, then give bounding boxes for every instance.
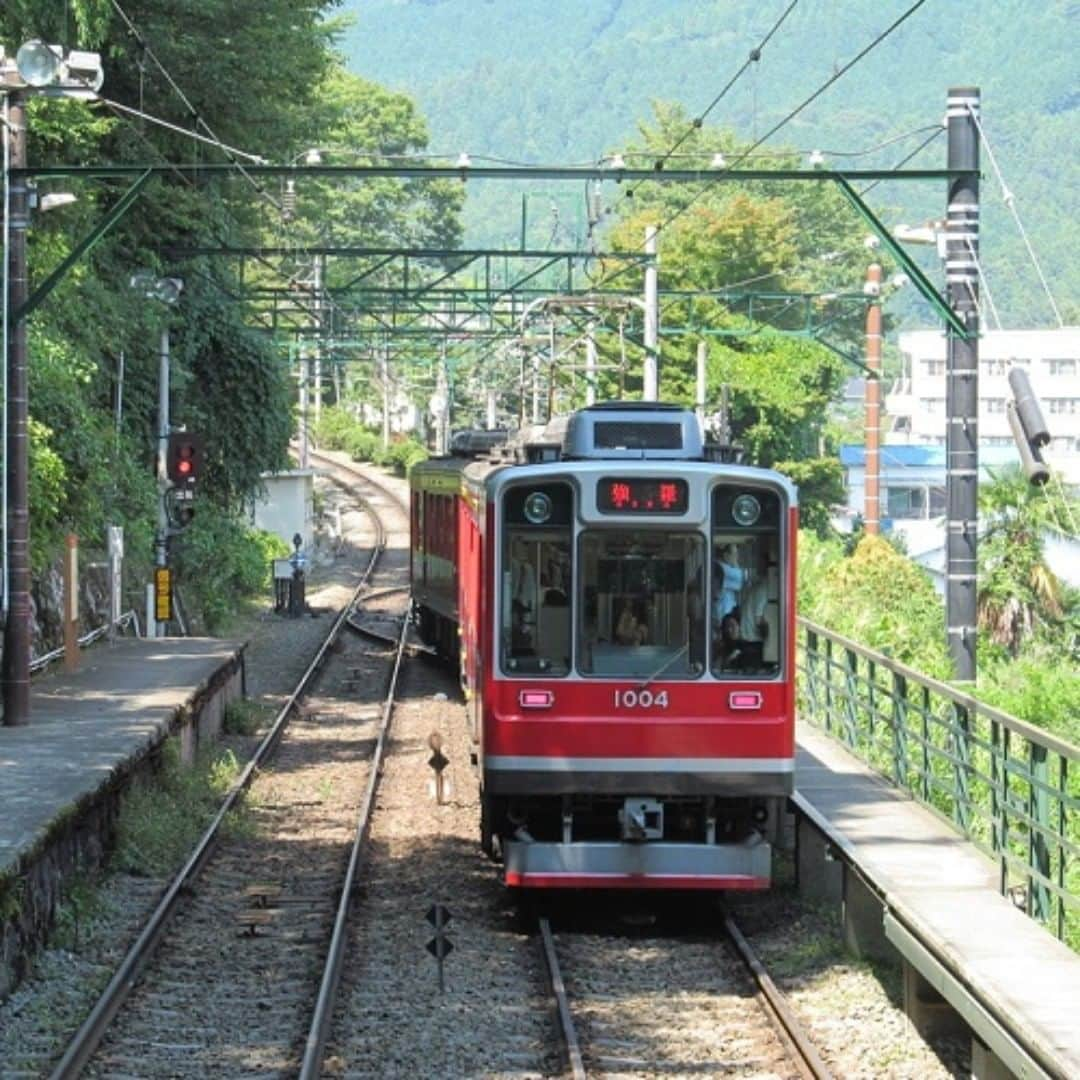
[0,652,245,1001]
[251,470,315,553]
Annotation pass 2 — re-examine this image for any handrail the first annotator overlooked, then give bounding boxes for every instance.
[797,616,1079,947]
[798,616,1080,761]
[29,610,140,674]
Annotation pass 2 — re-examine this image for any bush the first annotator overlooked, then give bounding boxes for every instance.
[171,505,290,633]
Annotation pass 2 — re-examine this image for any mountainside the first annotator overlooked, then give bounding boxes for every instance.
[340,0,1079,326]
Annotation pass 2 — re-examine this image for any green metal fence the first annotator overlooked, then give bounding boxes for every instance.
[798,617,1080,948]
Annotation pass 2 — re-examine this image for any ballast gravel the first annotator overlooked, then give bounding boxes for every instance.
[0,458,973,1078]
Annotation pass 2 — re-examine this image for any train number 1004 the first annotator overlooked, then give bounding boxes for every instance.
[614,689,669,709]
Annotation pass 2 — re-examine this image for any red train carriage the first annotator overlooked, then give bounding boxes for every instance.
[411,402,797,889]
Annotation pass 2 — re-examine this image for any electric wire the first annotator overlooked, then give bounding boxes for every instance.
[106,0,279,213]
[968,105,1065,328]
[97,98,266,163]
[585,0,934,304]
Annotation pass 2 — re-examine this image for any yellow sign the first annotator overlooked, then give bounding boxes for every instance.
[155,567,172,622]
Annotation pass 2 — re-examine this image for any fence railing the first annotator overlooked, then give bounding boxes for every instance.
[29,610,140,674]
[798,617,1080,949]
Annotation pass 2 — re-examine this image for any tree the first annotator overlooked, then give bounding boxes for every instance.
[977,466,1074,657]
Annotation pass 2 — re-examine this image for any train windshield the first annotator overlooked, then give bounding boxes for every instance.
[577,530,706,678]
[711,486,783,678]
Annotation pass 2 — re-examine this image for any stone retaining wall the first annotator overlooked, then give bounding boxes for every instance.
[0,650,245,1000]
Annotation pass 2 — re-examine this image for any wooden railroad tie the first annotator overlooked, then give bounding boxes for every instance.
[235,908,277,936]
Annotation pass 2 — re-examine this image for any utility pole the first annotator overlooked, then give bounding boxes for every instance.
[945,87,980,683]
[313,253,324,426]
[298,346,309,468]
[695,341,707,421]
[2,90,30,724]
[643,225,659,401]
[381,346,391,449]
[864,263,883,535]
[585,321,597,406]
[155,326,170,637]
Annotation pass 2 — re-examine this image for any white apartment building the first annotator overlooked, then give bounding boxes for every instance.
[886,327,1080,483]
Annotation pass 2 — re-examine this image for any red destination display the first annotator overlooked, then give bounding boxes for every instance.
[597,477,688,513]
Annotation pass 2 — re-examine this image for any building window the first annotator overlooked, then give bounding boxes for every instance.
[982,398,1007,414]
[1050,436,1076,453]
[922,359,945,376]
[920,397,945,414]
[887,486,927,520]
[1046,358,1077,376]
[1048,398,1079,415]
[982,436,1012,447]
[982,358,1009,376]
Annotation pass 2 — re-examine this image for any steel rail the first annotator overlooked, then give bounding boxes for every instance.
[49,486,387,1080]
[298,597,411,1078]
[721,910,835,1080]
[538,917,588,1080]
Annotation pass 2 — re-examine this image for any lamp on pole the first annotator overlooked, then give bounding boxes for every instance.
[2,40,102,725]
[130,273,183,638]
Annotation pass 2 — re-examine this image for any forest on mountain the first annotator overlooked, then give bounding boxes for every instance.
[342,0,1079,328]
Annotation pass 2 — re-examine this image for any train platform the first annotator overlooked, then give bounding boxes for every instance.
[1,637,244,997]
[794,722,1080,1080]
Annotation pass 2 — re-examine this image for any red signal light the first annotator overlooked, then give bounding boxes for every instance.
[167,433,203,486]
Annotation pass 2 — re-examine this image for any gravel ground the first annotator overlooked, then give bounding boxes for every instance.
[0,457,974,1079]
[0,464,387,1078]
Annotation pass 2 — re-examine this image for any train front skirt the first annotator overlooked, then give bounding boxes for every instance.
[502,834,771,890]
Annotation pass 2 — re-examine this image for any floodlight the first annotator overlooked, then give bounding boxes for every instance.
[304,148,322,165]
[808,149,825,169]
[154,278,184,305]
[710,152,727,169]
[64,49,104,92]
[15,40,62,87]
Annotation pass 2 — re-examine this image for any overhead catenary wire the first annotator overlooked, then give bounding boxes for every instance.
[967,106,1065,328]
[585,0,934,303]
[106,0,280,213]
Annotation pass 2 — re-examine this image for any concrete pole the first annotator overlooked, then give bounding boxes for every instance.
[643,225,659,400]
[695,340,707,421]
[864,264,883,535]
[313,253,323,425]
[945,87,980,684]
[2,91,30,723]
[585,320,597,406]
[486,387,497,430]
[381,347,391,449]
[298,348,309,468]
[531,352,541,424]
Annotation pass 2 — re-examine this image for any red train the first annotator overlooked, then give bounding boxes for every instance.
[410,402,797,889]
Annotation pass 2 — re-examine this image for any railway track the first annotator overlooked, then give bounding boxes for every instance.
[538,903,835,1080]
[50,463,412,1078]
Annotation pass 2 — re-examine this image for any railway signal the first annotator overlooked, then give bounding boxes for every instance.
[425,904,453,991]
[166,432,203,488]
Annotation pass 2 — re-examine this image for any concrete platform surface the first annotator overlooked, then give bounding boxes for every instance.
[797,721,1080,1078]
[1,637,242,875]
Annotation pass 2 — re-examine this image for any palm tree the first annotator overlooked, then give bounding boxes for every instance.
[977,466,1068,656]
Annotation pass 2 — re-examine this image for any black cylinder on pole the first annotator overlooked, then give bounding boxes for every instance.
[945,87,980,684]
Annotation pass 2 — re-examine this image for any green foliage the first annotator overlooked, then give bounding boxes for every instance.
[224,699,274,736]
[800,533,952,677]
[313,407,429,474]
[112,740,244,877]
[977,657,1080,746]
[171,508,289,634]
[341,0,1078,323]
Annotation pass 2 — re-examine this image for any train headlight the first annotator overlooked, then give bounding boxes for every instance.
[732,493,761,527]
[523,491,553,524]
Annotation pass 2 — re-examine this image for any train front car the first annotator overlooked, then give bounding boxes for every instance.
[481,403,797,890]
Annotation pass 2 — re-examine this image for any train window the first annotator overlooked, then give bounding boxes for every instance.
[711,486,784,679]
[577,530,706,679]
[501,482,573,677]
